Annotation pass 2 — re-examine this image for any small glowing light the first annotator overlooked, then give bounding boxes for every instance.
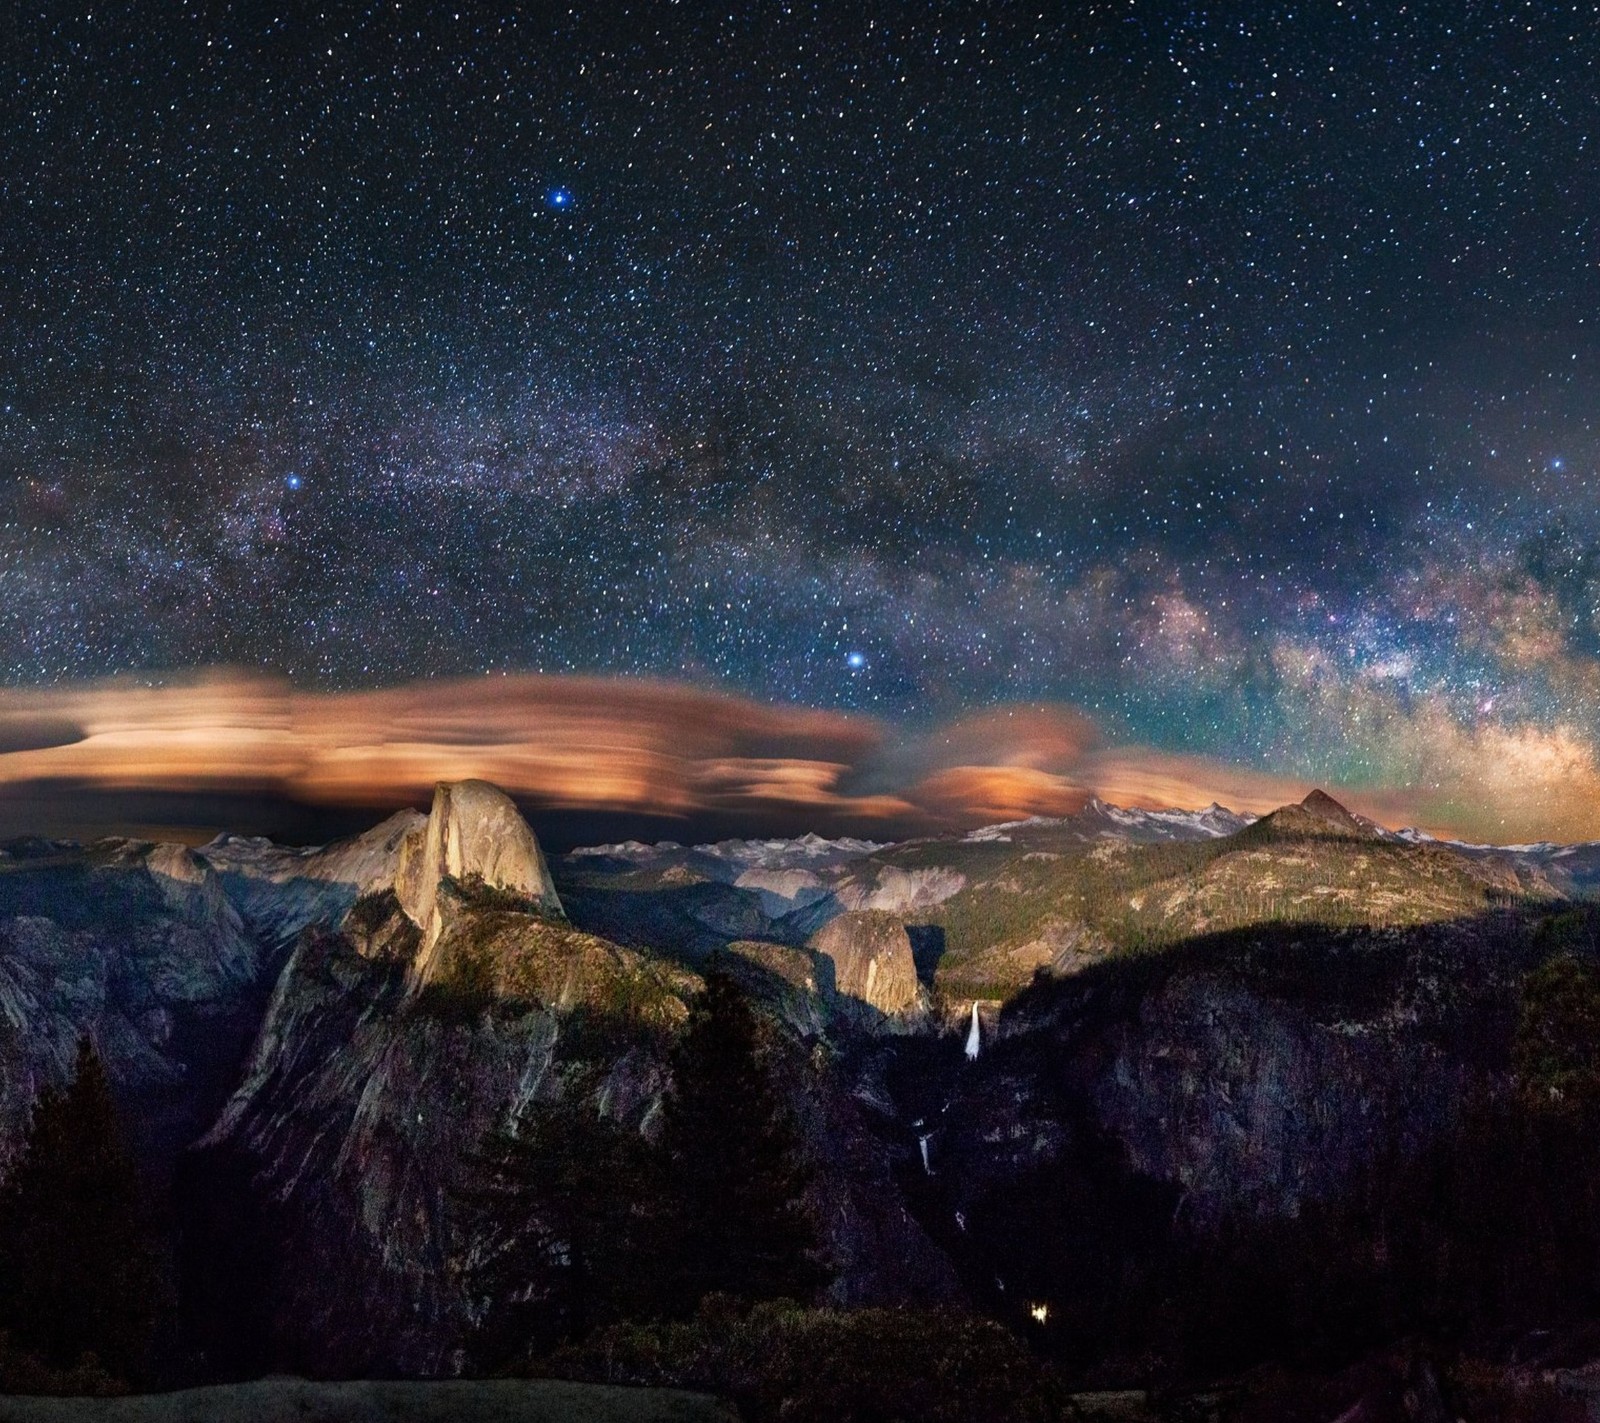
[547,186,574,209]
[846,651,866,669]
[285,474,302,491]
[1029,1302,1049,1324]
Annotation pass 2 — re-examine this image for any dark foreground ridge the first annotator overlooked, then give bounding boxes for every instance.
[0,1379,732,1423]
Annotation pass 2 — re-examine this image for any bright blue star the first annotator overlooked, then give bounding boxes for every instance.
[285,474,302,491]
[547,187,574,210]
[846,651,866,669]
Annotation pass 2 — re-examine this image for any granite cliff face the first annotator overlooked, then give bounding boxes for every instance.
[200,811,424,952]
[394,781,563,969]
[188,786,663,1373]
[0,837,264,1175]
[806,912,923,1019]
[191,922,665,1375]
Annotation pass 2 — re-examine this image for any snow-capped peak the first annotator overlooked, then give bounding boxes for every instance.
[567,832,886,871]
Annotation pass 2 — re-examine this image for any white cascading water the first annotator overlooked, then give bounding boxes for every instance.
[919,1133,932,1174]
[965,1000,981,1060]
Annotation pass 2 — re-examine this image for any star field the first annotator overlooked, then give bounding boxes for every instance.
[6,1,1600,821]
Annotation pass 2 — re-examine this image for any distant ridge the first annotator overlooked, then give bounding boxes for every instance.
[961,798,1256,845]
[566,831,886,870]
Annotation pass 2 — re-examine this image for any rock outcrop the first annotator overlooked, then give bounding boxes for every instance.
[394,780,563,981]
[836,864,967,916]
[808,911,922,1018]
[194,920,688,1374]
[732,865,832,916]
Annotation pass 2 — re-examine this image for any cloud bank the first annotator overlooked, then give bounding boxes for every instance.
[2,669,1592,845]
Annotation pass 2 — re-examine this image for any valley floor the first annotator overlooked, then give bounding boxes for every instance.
[0,1379,734,1423]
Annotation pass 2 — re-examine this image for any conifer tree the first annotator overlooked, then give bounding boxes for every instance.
[655,972,824,1314]
[0,1038,159,1382]
[472,1093,662,1360]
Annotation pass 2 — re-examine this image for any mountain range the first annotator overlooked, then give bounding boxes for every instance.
[2,781,1598,1411]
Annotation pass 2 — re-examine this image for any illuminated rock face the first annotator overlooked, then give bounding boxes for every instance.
[194,786,660,1378]
[808,911,922,1018]
[201,810,425,951]
[394,779,563,979]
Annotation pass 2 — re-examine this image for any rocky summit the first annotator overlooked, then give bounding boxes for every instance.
[395,781,564,966]
[1,781,1597,1401]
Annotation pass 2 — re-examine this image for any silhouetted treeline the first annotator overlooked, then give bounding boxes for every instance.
[0,1039,160,1393]
[471,971,824,1365]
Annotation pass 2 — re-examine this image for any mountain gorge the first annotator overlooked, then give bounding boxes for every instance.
[1,782,1595,1410]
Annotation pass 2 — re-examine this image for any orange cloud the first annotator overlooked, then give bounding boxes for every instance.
[1079,749,1313,818]
[0,673,901,829]
[692,758,916,819]
[0,675,299,792]
[911,765,1090,823]
[919,705,1099,772]
[3,673,1599,845]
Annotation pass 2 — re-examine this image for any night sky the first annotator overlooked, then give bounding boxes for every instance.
[6,2,1600,839]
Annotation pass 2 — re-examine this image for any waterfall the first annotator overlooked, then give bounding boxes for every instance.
[918,1133,932,1175]
[965,1001,981,1060]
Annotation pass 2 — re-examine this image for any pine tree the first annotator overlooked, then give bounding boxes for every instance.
[0,1038,159,1382]
[472,1093,663,1361]
[655,972,824,1314]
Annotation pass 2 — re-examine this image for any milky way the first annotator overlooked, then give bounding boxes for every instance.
[5,3,1600,833]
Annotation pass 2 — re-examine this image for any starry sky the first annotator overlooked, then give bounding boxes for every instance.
[6,1,1600,842]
